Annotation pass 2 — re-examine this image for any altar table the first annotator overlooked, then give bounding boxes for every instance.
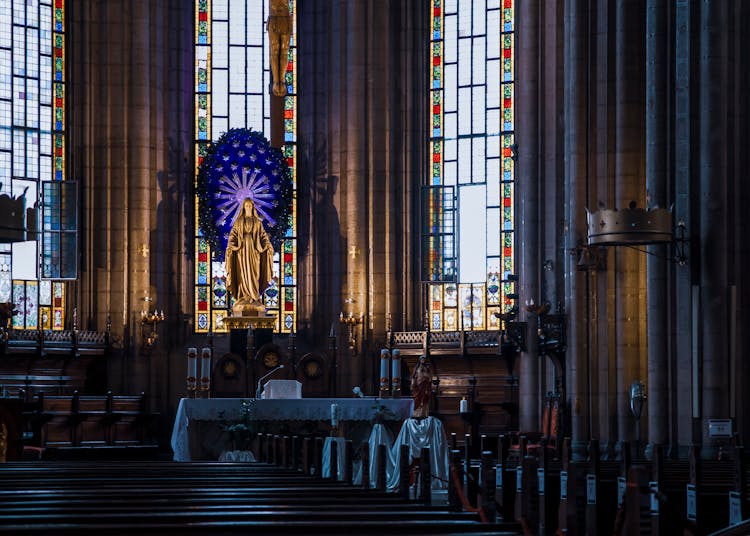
[171,397,413,461]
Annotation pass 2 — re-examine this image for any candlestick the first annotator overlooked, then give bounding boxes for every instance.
[200,347,212,392]
[391,349,401,395]
[379,349,390,395]
[186,348,198,392]
[330,403,339,428]
[460,397,469,414]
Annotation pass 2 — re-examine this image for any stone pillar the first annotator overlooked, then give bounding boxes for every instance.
[591,0,614,451]
[614,0,646,446]
[296,1,425,392]
[339,0,369,391]
[69,1,193,399]
[673,0,694,455]
[733,4,750,450]
[698,0,729,451]
[645,0,669,450]
[296,0,341,350]
[517,0,541,432]
[729,3,750,445]
[563,0,590,458]
[541,0,565,397]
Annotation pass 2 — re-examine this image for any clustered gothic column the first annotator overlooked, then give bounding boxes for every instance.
[698,0,730,450]
[672,0,694,453]
[614,0,646,446]
[297,1,426,393]
[645,0,669,451]
[552,0,749,456]
[341,0,369,389]
[516,0,541,432]
[563,0,591,457]
[69,0,193,397]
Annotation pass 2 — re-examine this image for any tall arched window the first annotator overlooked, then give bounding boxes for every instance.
[0,0,68,330]
[425,0,514,332]
[194,0,297,334]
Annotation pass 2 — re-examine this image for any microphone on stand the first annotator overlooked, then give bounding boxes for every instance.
[352,386,364,399]
[256,365,285,398]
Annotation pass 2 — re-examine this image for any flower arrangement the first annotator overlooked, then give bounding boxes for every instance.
[371,403,396,425]
[219,399,257,451]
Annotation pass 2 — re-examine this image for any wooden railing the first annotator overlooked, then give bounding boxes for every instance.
[26,391,155,454]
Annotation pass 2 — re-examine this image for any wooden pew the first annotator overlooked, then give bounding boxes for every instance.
[75,394,108,446]
[106,391,149,446]
[26,391,156,459]
[690,445,735,531]
[37,391,80,447]
[496,433,521,522]
[0,460,523,534]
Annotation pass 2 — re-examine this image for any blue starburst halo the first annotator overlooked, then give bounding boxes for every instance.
[197,128,293,260]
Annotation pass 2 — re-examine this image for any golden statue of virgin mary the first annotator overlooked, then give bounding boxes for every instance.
[225,197,274,317]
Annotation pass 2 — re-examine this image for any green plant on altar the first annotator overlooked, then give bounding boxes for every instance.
[371,404,396,425]
[219,399,257,451]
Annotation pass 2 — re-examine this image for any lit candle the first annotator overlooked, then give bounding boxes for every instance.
[460,397,469,413]
[200,347,212,390]
[187,348,198,391]
[379,349,390,392]
[330,403,339,427]
[391,349,401,392]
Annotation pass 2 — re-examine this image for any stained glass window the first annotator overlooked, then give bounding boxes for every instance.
[427,0,514,331]
[194,0,297,333]
[1,0,67,329]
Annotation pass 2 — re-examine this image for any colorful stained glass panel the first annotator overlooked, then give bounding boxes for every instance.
[1,1,68,328]
[194,0,298,333]
[428,0,514,328]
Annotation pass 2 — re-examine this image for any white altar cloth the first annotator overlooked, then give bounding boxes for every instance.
[387,416,450,491]
[364,423,395,488]
[322,437,347,480]
[171,397,413,461]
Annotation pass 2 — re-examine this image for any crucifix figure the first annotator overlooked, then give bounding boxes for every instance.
[267,0,292,97]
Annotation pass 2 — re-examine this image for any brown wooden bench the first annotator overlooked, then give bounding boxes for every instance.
[24,391,155,459]
[0,460,521,534]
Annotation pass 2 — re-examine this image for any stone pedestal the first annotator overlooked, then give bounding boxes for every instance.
[229,328,249,358]
[222,314,276,331]
[223,314,276,356]
[253,328,273,350]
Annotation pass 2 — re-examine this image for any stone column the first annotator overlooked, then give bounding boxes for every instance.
[541,0,566,398]
[698,0,729,451]
[614,0,646,445]
[563,0,590,457]
[296,0,341,349]
[517,0,541,432]
[69,0,193,398]
[645,0,669,451]
[732,4,750,450]
[591,0,614,451]
[296,1,425,392]
[339,0,369,391]
[672,0,694,455]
